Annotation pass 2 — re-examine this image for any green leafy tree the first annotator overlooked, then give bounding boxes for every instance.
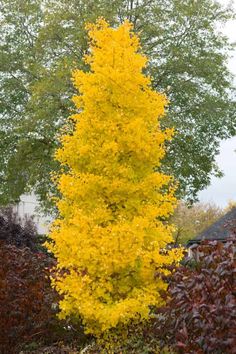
[1,0,235,210]
[171,201,224,244]
[0,0,43,203]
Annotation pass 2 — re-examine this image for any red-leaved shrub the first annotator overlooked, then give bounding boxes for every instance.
[0,206,39,252]
[0,242,58,353]
[152,240,236,354]
[0,208,89,354]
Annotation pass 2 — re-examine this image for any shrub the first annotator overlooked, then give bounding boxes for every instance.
[0,208,89,353]
[152,240,236,353]
[0,241,89,353]
[0,242,58,353]
[0,207,39,252]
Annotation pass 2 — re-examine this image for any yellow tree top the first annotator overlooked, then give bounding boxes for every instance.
[48,19,183,338]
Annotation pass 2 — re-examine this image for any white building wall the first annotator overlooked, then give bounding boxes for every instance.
[13,194,51,234]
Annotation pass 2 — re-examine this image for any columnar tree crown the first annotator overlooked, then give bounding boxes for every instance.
[47,19,183,337]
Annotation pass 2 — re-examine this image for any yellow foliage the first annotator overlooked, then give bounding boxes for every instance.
[46,19,183,339]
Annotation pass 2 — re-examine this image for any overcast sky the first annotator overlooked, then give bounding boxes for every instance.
[198,0,236,207]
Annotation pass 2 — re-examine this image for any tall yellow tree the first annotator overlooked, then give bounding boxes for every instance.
[47,19,182,338]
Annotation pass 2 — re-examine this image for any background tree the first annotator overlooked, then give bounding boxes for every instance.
[1,0,235,210]
[0,0,44,204]
[171,201,224,244]
[47,19,182,340]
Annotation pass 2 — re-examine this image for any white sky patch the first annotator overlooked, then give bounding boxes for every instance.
[198,136,236,207]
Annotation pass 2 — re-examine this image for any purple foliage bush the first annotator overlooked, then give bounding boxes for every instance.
[152,240,236,354]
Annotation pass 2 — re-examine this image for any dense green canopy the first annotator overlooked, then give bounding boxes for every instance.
[1,0,235,211]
